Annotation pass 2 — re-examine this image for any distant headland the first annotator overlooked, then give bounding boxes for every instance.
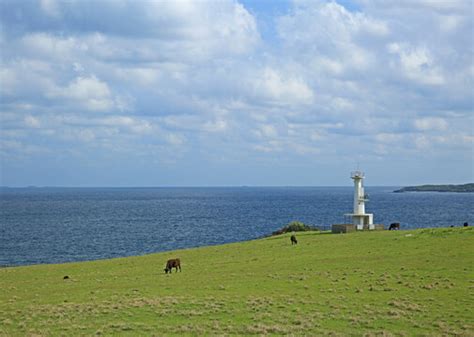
[394,183,474,193]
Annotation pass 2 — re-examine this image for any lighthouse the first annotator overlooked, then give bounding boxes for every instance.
[346,171,374,230]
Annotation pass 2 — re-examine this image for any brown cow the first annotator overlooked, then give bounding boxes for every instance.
[164,258,181,274]
[290,235,298,245]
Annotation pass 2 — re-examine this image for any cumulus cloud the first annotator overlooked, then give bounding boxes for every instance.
[250,67,314,105]
[23,115,41,128]
[387,43,444,85]
[51,76,114,111]
[413,117,448,131]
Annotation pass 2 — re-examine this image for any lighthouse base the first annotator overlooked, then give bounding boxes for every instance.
[331,223,384,233]
[345,213,373,230]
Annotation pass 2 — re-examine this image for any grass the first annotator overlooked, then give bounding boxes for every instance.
[1,227,473,336]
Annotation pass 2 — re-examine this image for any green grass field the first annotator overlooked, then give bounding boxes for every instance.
[1,227,473,336]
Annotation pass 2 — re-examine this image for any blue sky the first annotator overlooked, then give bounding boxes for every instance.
[0,0,472,187]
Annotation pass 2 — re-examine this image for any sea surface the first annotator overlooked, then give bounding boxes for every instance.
[1,187,473,266]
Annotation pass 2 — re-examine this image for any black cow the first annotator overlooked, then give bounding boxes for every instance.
[290,235,298,245]
[164,258,181,274]
[389,223,400,230]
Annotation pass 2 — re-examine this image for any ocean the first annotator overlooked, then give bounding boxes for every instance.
[1,187,473,266]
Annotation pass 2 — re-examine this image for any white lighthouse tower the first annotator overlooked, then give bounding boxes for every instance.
[346,171,374,230]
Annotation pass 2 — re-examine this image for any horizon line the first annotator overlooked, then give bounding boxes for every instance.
[0,184,400,188]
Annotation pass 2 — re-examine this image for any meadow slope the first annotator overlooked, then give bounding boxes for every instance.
[1,227,473,336]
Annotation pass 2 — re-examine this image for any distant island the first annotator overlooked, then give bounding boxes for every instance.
[394,183,474,193]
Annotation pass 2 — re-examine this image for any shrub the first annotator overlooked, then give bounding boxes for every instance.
[272,221,318,236]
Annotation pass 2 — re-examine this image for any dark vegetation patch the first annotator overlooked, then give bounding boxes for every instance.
[272,221,319,236]
[394,183,474,193]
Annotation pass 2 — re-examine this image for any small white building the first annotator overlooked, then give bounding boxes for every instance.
[345,171,374,230]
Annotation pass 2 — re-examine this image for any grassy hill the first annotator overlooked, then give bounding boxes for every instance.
[1,227,473,336]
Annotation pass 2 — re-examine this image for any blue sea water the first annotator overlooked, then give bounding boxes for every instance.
[1,187,473,266]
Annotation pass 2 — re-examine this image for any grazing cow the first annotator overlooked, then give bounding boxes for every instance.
[164,258,181,274]
[464,222,469,227]
[389,223,400,230]
[63,275,69,280]
[290,235,298,245]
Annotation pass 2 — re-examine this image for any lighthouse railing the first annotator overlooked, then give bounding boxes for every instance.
[351,171,364,179]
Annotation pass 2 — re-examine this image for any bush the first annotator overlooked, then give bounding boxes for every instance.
[272,221,318,236]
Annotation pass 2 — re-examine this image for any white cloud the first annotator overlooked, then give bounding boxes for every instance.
[98,116,153,134]
[39,0,60,18]
[48,75,124,112]
[20,33,85,60]
[115,67,162,87]
[388,43,444,85]
[165,133,186,146]
[277,1,383,74]
[0,139,51,157]
[362,0,471,12]
[203,119,228,133]
[75,129,96,143]
[0,67,18,95]
[292,143,320,155]
[255,124,278,139]
[72,62,84,73]
[374,133,403,143]
[24,115,41,128]
[438,14,464,33]
[414,117,448,131]
[251,68,314,105]
[64,76,111,100]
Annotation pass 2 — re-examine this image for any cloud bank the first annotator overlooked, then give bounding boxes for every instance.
[0,0,472,186]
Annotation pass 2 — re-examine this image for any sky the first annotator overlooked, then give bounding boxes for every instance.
[0,0,473,187]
